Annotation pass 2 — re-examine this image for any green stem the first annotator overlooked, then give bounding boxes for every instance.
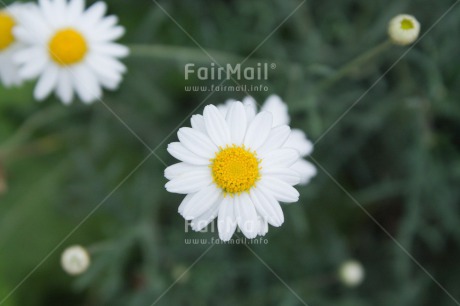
[128,44,242,64]
[1,105,65,151]
[129,42,391,93]
[128,44,332,75]
[0,134,62,162]
[315,40,392,93]
[0,104,83,160]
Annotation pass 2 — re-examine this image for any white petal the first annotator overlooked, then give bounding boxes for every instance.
[177,127,217,159]
[178,193,193,214]
[18,54,48,80]
[92,43,129,58]
[164,162,204,180]
[258,218,269,236]
[13,27,39,44]
[68,0,84,20]
[98,55,127,74]
[257,125,291,156]
[39,0,63,27]
[34,65,59,101]
[203,105,231,147]
[82,1,107,26]
[96,15,118,30]
[259,178,300,203]
[250,187,284,227]
[97,74,122,90]
[260,148,299,169]
[284,129,313,157]
[261,95,290,126]
[242,96,257,105]
[181,185,221,220]
[53,0,67,26]
[244,111,273,150]
[72,65,102,104]
[167,142,210,165]
[90,26,125,42]
[291,159,317,185]
[225,101,247,145]
[0,57,19,87]
[191,198,221,231]
[234,193,259,239]
[85,54,126,81]
[14,47,44,66]
[242,96,257,122]
[190,115,207,134]
[85,55,123,87]
[17,9,51,41]
[261,167,300,186]
[56,69,73,104]
[165,168,212,194]
[217,197,237,241]
[217,101,231,117]
[0,50,22,86]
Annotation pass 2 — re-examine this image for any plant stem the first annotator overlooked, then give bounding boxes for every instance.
[315,40,392,93]
[0,134,62,162]
[1,105,65,151]
[128,44,331,74]
[128,44,242,64]
[0,104,83,160]
[130,41,391,94]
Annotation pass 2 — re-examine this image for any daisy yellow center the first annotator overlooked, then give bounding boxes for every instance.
[0,13,15,51]
[49,28,88,66]
[211,146,260,194]
[400,18,414,30]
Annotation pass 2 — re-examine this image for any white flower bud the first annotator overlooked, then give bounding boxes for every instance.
[388,14,420,46]
[61,245,90,276]
[338,260,364,287]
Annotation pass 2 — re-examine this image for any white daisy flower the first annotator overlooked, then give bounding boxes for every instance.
[388,14,420,46]
[165,102,303,241]
[221,95,317,185]
[61,245,90,275]
[0,3,28,87]
[14,0,129,104]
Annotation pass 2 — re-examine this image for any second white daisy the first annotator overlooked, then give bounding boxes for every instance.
[165,102,303,241]
[14,0,129,104]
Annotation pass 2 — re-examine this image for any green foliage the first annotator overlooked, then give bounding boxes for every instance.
[1,0,460,305]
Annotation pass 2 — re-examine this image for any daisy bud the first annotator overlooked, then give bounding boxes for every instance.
[338,260,365,287]
[61,245,90,276]
[388,14,420,46]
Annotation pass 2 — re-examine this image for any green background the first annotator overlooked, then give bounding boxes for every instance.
[1,0,460,305]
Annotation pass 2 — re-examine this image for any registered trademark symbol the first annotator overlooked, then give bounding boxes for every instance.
[270,63,276,69]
